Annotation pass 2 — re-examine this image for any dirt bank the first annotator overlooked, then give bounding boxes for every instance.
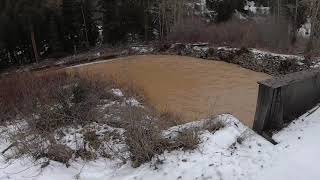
[68,55,270,127]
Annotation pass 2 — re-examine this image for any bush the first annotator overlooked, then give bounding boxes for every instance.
[167,17,307,54]
[0,71,203,167]
[0,71,114,163]
[123,106,202,168]
[0,72,69,124]
[168,18,259,48]
[202,119,225,133]
[157,111,184,129]
[123,107,170,167]
[173,130,200,151]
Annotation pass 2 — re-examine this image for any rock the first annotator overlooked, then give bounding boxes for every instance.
[168,43,187,55]
[151,42,310,76]
[191,46,209,58]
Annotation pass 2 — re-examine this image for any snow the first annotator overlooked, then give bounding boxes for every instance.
[257,105,320,180]
[235,10,247,20]
[311,60,320,68]
[298,18,311,38]
[131,46,154,54]
[125,98,140,107]
[244,1,270,15]
[2,107,320,179]
[111,89,124,97]
[250,48,305,60]
[244,1,257,14]
[217,47,304,61]
[65,58,118,68]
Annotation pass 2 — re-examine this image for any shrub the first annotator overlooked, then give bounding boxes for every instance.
[173,129,200,151]
[202,119,225,133]
[0,71,113,163]
[46,144,73,165]
[123,106,201,168]
[0,71,203,167]
[167,18,258,47]
[167,17,307,54]
[157,111,184,129]
[123,107,170,167]
[83,130,101,151]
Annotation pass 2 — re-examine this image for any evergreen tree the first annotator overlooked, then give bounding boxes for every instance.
[206,0,247,23]
[62,0,82,52]
[99,0,154,44]
[14,0,48,63]
[46,0,63,54]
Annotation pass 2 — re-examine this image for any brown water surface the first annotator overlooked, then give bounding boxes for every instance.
[67,55,270,127]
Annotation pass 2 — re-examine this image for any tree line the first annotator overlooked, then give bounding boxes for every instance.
[0,0,318,69]
[0,0,98,67]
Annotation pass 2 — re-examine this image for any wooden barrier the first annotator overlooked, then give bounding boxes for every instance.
[253,69,320,135]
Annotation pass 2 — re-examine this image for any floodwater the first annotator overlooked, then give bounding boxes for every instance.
[67,55,270,127]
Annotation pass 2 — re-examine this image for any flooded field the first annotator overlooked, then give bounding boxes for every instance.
[67,55,270,127]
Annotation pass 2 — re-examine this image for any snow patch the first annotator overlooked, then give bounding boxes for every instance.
[2,107,320,179]
[244,1,270,15]
[250,48,304,60]
[298,18,311,38]
[111,89,124,97]
[125,98,140,107]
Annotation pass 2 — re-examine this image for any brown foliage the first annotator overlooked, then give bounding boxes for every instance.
[167,17,307,54]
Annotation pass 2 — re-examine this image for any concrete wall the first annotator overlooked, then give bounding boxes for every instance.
[253,69,320,134]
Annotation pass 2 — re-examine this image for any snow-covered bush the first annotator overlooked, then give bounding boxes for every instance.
[0,71,207,167]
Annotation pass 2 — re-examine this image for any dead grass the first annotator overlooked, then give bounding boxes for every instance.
[122,106,203,168]
[0,71,114,164]
[167,17,308,54]
[123,107,170,167]
[157,111,184,129]
[202,119,225,133]
[0,71,203,167]
[173,129,201,151]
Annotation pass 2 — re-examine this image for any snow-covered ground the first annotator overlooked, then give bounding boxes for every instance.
[1,104,320,180]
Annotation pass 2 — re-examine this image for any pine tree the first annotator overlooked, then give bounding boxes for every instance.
[99,0,121,44]
[62,0,82,52]
[99,0,152,44]
[206,0,247,22]
[12,0,50,63]
[45,0,63,53]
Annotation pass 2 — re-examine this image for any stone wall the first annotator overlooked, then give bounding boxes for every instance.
[149,43,311,76]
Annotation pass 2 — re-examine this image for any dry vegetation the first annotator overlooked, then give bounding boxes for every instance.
[0,71,224,168]
[168,18,308,54]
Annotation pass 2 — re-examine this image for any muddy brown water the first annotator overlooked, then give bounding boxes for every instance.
[67,55,270,127]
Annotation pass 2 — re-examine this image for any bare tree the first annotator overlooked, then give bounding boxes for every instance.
[304,0,320,53]
[157,0,186,40]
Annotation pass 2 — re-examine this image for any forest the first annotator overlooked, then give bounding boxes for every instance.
[0,0,319,70]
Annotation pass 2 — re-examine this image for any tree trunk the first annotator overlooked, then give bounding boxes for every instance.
[306,0,320,53]
[144,0,149,42]
[30,26,39,63]
[81,0,89,48]
[291,0,299,44]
